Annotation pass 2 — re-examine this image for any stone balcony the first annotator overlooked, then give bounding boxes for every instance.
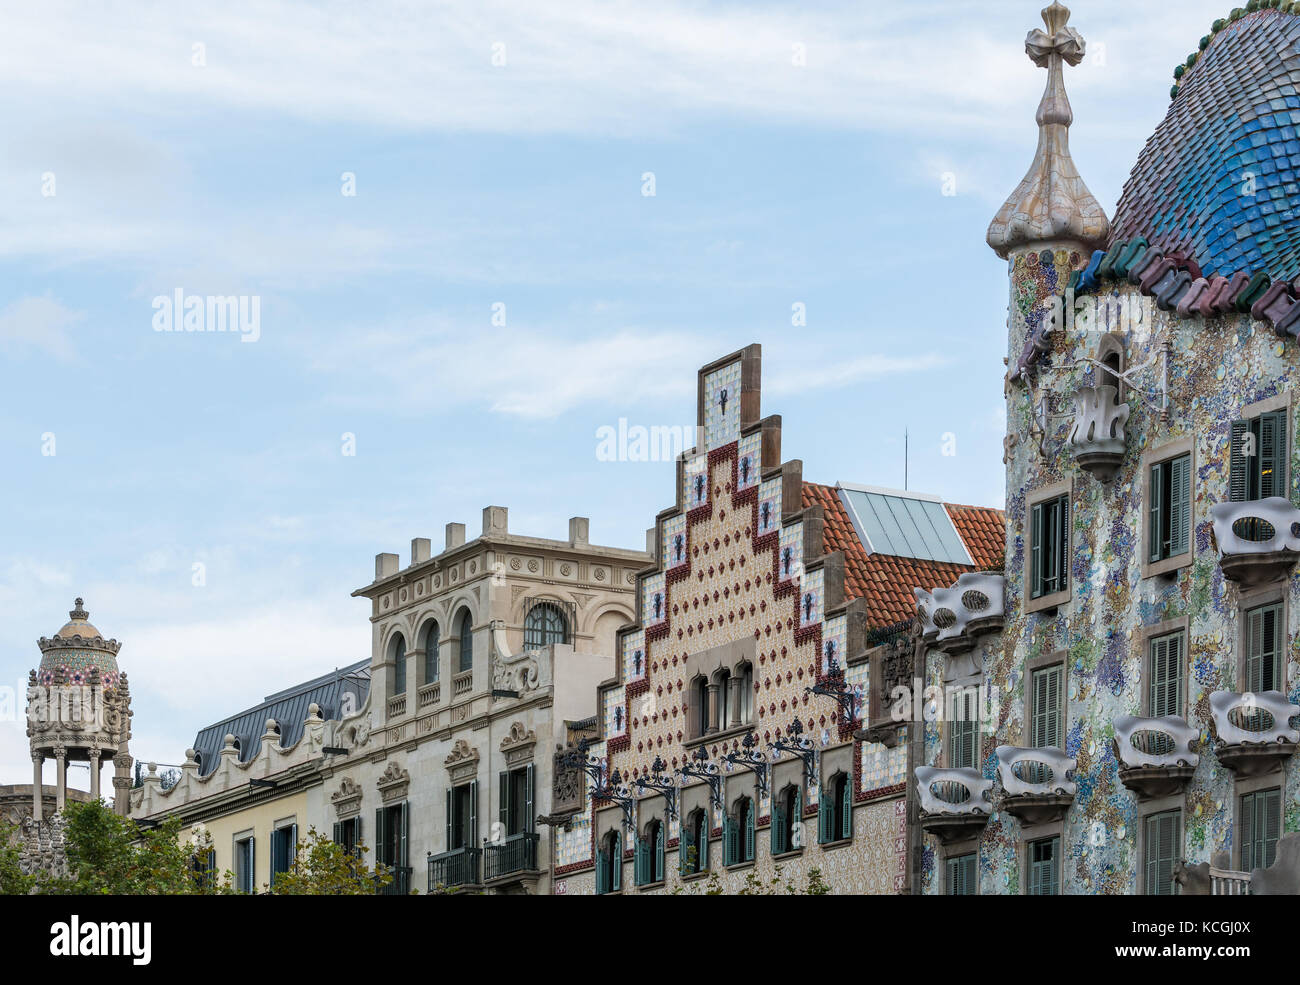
[1068,384,1130,482]
[1209,690,1300,778]
[1210,498,1300,588]
[995,746,1076,824]
[913,572,1006,655]
[1112,715,1199,800]
[914,767,992,843]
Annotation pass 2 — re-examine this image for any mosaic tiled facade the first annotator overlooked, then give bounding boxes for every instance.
[918,2,1300,895]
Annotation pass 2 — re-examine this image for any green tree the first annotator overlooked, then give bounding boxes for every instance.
[266,828,394,895]
[0,822,35,895]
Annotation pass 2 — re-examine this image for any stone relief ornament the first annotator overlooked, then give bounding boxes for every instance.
[376,761,411,803]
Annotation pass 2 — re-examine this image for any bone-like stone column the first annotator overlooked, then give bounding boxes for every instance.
[32,754,44,821]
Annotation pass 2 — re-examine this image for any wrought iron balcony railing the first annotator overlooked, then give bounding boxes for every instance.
[484,832,540,881]
[428,846,482,889]
[376,864,412,895]
[1210,497,1300,588]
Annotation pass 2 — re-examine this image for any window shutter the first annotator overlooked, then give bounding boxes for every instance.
[1263,604,1281,692]
[1149,637,1167,717]
[525,764,535,834]
[841,779,853,839]
[724,813,736,865]
[1170,455,1191,556]
[1030,502,1044,598]
[744,802,755,861]
[375,808,386,869]
[333,820,342,845]
[499,771,509,835]
[1055,497,1069,595]
[818,783,831,844]
[680,825,691,874]
[634,835,644,885]
[399,803,409,869]
[793,788,803,849]
[771,801,783,855]
[1047,666,1061,746]
[655,823,664,881]
[250,838,255,893]
[445,789,453,850]
[470,780,479,848]
[612,834,622,891]
[597,851,608,893]
[1149,463,1164,561]
[1229,419,1249,502]
[1264,789,1281,869]
[1241,792,1257,870]
[1259,411,1286,499]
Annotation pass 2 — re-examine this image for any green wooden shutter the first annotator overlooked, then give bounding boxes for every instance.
[333,820,342,845]
[1246,604,1282,693]
[445,789,453,849]
[771,800,783,855]
[1229,419,1249,502]
[524,765,535,833]
[1149,462,1164,560]
[1150,636,1168,717]
[1170,455,1191,555]
[679,824,691,874]
[793,787,803,849]
[841,779,853,839]
[700,816,709,869]
[612,833,622,891]
[375,808,386,868]
[818,782,831,844]
[1030,502,1044,598]
[655,823,664,881]
[470,780,479,848]
[724,813,736,865]
[399,803,409,870]
[596,851,608,894]
[634,835,644,885]
[744,802,755,861]
[1055,497,1069,594]
[499,771,509,837]
[1145,811,1179,895]
[1259,410,1286,499]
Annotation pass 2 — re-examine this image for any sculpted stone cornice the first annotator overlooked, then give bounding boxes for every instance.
[444,739,480,783]
[332,776,363,818]
[376,761,410,804]
[501,722,538,766]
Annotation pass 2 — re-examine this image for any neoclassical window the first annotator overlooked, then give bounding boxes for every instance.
[456,610,473,674]
[423,621,440,684]
[524,602,568,650]
[390,633,407,697]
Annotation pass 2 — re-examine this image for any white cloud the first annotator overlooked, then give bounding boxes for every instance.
[0,297,84,362]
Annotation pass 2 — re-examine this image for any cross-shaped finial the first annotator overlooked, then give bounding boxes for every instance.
[1025,2,1085,68]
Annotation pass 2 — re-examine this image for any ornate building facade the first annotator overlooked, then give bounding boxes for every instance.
[133,506,648,894]
[913,1,1300,895]
[549,345,1002,895]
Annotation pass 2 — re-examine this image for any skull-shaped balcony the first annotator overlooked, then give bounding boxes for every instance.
[1068,384,1130,482]
[1209,498,1300,589]
[1209,690,1300,779]
[995,746,1076,825]
[1112,715,1199,800]
[913,573,1006,656]
[914,767,992,844]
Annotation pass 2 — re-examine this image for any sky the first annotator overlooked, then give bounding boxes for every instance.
[0,0,1234,787]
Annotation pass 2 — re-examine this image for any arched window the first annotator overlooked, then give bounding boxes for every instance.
[724,797,755,866]
[738,662,754,724]
[714,668,731,729]
[818,772,852,844]
[524,602,567,650]
[423,621,440,684]
[691,677,710,738]
[390,634,407,696]
[597,830,622,895]
[771,784,801,855]
[636,819,665,886]
[457,610,473,674]
[680,808,708,875]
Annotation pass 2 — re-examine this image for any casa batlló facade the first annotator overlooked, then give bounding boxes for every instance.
[913,2,1300,896]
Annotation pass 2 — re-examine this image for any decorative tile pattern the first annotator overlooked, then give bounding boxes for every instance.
[661,513,688,571]
[702,360,743,450]
[622,629,646,682]
[736,431,762,492]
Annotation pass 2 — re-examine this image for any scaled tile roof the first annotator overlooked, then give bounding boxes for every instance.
[1110,6,1300,283]
[803,482,1005,629]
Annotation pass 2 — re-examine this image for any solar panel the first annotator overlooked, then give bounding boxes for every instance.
[837,484,972,565]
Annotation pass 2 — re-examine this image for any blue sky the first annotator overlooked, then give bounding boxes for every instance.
[0,0,1232,783]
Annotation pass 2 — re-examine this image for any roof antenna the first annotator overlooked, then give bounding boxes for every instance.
[904,428,909,491]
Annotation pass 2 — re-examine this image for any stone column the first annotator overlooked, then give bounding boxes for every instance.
[727,677,742,728]
[54,747,67,811]
[32,754,44,821]
[89,750,101,802]
[113,753,133,816]
[706,683,720,733]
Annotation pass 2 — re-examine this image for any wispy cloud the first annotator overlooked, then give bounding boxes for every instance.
[0,296,84,362]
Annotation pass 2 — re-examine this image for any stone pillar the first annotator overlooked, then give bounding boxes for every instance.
[89,750,101,802]
[727,677,742,728]
[707,683,720,733]
[54,747,67,811]
[113,753,133,816]
[32,754,44,821]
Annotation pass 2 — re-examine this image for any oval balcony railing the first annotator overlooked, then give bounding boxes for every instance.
[1209,690,1300,778]
[914,767,992,844]
[913,572,1006,654]
[1112,715,1199,800]
[995,745,1077,825]
[1209,497,1300,588]
[1068,383,1130,482]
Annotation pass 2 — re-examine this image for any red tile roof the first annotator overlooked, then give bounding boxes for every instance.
[802,482,1005,629]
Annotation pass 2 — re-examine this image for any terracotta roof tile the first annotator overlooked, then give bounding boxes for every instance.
[803,483,1005,629]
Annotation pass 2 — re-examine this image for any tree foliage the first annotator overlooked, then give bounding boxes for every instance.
[266,828,393,895]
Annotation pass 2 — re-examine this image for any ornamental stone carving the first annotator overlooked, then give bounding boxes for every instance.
[332,776,363,818]
[445,739,480,783]
[1069,384,1129,481]
[376,761,410,804]
[501,722,538,766]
